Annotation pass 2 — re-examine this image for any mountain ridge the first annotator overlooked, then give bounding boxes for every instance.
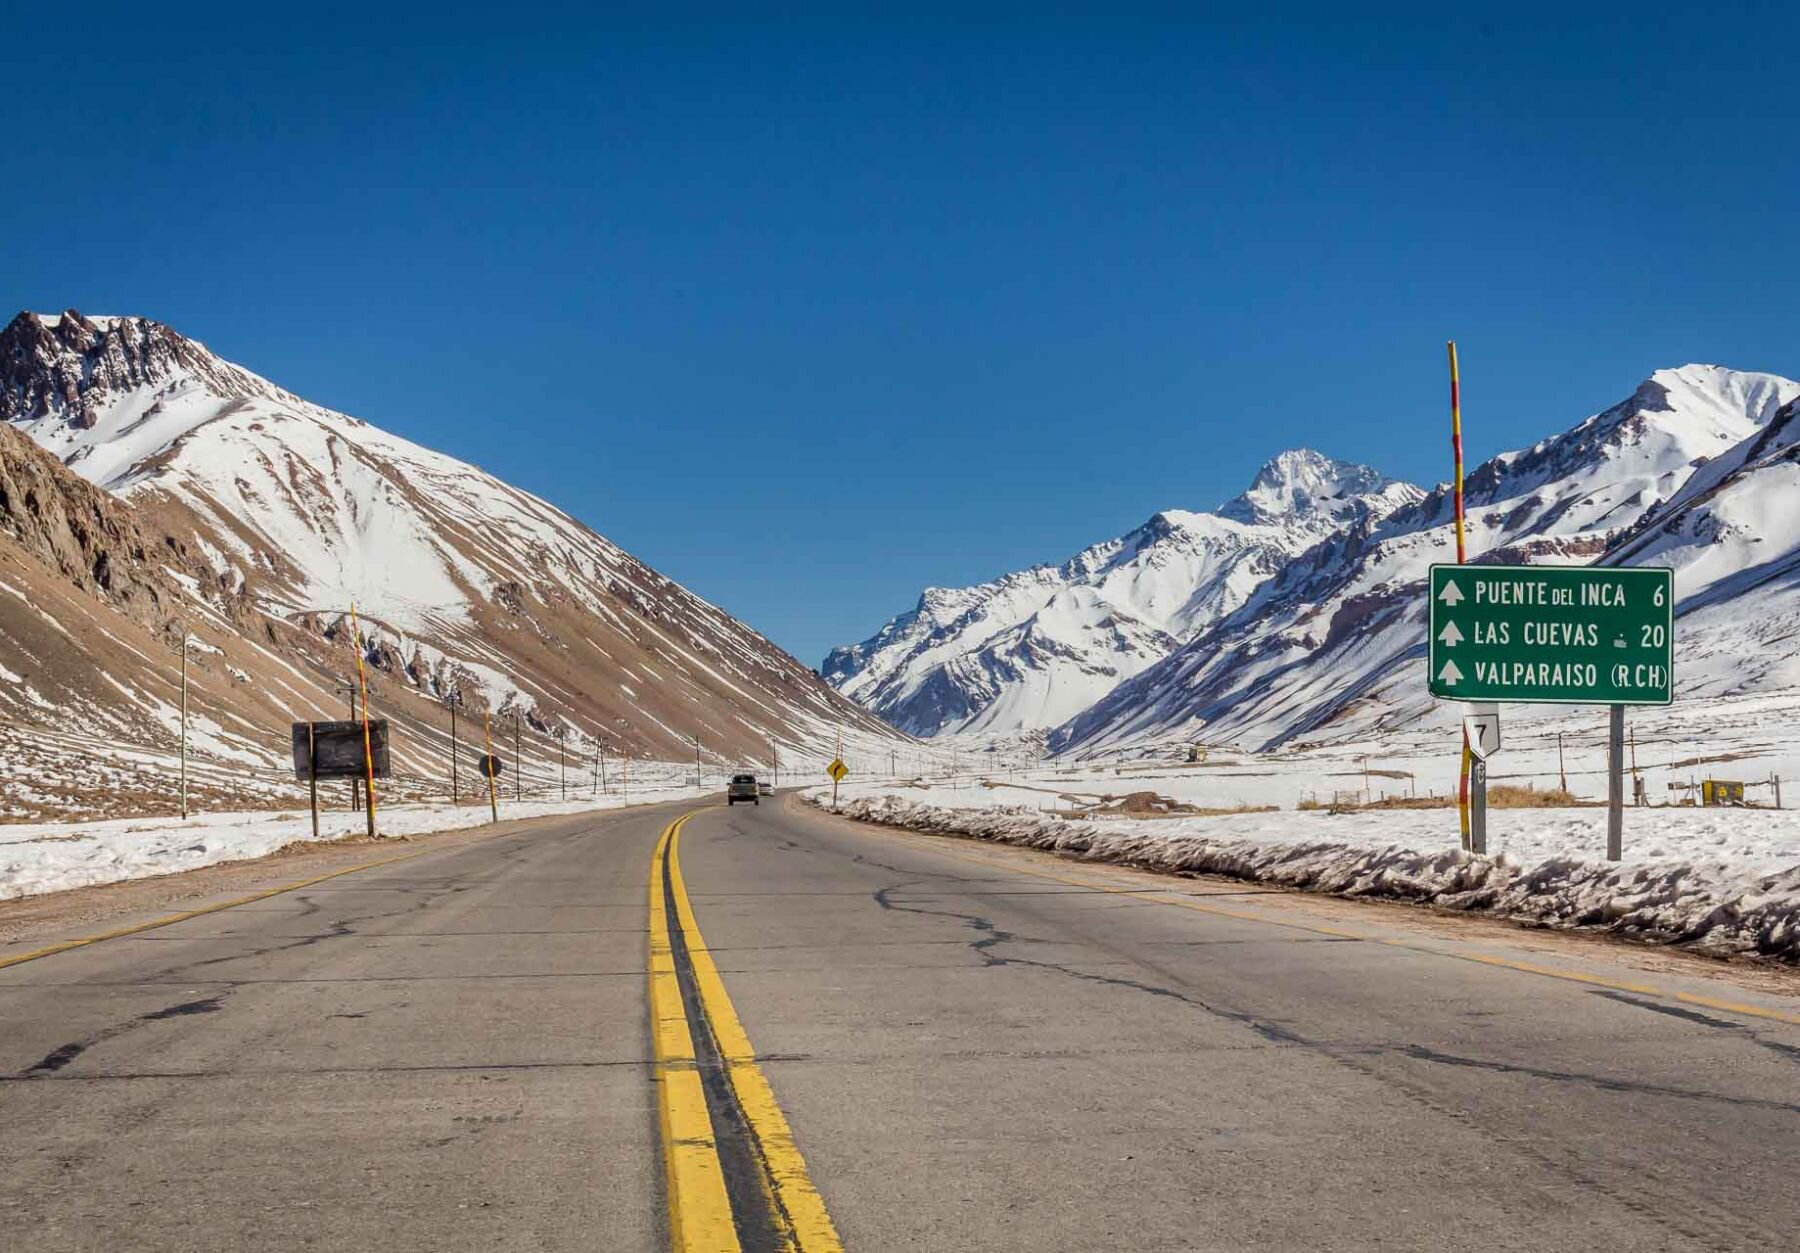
[0,309,901,819]
[824,449,1423,737]
[1050,363,1800,754]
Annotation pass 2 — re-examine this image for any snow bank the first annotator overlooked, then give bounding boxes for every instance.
[0,788,706,901]
[813,793,1800,962]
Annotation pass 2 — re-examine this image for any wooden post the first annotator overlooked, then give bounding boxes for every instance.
[178,634,189,819]
[514,715,522,802]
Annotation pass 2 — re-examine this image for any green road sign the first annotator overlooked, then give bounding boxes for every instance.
[1427,565,1673,705]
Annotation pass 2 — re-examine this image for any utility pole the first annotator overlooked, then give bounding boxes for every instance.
[1558,731,1568,793]
[348,602,378,840]
[771,740,779,788]
[594,738,602,798]
[558,728,567,801]
[178,632,190,819]
[513,713,523,802]
[694,735,702,790]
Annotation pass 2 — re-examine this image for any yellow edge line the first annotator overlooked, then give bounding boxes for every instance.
[862,826,1800,1029]
[669,813,845,1253]
[0,845,442,972]
[650,814,739,1253]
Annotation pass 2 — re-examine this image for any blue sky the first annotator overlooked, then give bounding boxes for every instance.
[6,4,1798,665]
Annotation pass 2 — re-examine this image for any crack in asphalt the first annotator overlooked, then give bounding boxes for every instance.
[21,996,226,1077]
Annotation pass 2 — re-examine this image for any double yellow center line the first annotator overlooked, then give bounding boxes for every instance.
[648,811,843,1252]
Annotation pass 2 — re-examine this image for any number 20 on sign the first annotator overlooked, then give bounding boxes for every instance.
[1427,565,1673,705]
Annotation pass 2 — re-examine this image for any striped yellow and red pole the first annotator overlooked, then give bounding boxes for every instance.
[1449,342,1472,849]
[1449,341,1466,564]
[348,601,379,838]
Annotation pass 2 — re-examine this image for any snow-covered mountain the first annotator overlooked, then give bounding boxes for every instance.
[0,310,902,808]
[1054,364,1800,754]
[824,450,1422,737]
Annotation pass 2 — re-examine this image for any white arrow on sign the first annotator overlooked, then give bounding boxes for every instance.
[1463,704,1501,759]
[1438,620,1464,647]
[1438,580,1465,606]
[1438,659,1463,686]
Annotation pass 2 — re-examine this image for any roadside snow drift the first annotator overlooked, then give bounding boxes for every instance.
[817,794,1800,962]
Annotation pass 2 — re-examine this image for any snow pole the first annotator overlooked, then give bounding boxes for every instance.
[349,601,378,839]
[1449,342,1473,851]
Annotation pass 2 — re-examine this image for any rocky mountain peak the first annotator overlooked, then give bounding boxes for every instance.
[1,309,271,430]
[1217,448,1416,527]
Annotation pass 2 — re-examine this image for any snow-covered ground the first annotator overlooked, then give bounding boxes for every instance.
[815,702,1800,959]
[0,783,710,901]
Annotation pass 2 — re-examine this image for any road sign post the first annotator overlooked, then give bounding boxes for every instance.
[1469,757,1487,854]
[307,722,320,842]
[827,757,849,807]
[1607,704,1624,861]
[1428,564,1671,861]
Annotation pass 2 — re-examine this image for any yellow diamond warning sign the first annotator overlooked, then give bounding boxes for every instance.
[827,758,849,782]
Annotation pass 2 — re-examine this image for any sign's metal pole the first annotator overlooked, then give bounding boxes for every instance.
[341,681,360,811]
[1607,704,1625,861]
[1469,758,1487,855]
[483,712,498,825]
[308,722,320,842]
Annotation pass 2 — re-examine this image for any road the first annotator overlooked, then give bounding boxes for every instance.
[1,795,1796,1251]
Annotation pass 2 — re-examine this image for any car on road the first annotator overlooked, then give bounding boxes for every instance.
[727,773,760,805]
[758,782,773,797]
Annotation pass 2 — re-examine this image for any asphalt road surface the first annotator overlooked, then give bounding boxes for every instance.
[1,795,1796,1252]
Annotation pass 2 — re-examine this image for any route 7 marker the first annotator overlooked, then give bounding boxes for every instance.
[1462,704,1500,760]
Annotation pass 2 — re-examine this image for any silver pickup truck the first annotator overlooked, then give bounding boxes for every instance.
[727,773,760,805]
